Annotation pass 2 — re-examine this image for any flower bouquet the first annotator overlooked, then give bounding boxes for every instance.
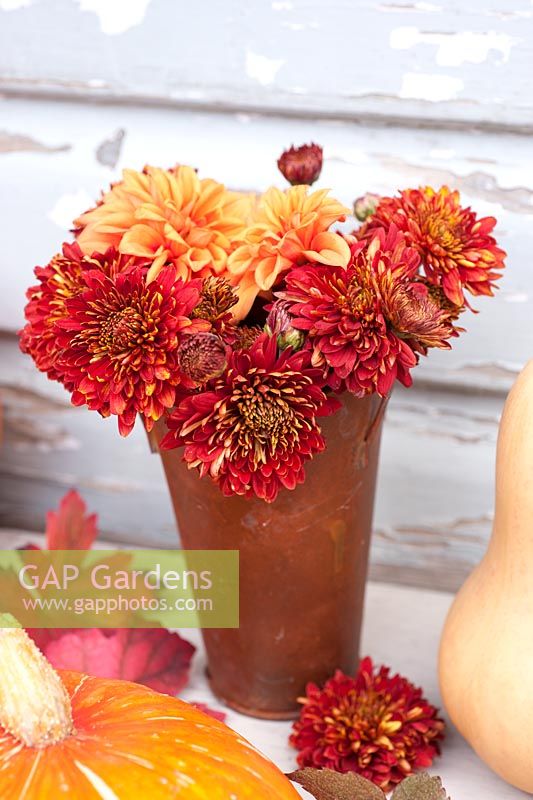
[20,143,505,717]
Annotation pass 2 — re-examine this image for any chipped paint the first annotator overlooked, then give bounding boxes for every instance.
[399,72,463,102]
[95,128,125,168]
[378,2,442,11]
[0,0,32,9]
[48,189,95,230]
[86,78,108,89]
[280,20,319,30]
[429,147,455,159]
[7,417,81,453]
[453,361,522,380]
[376,154,533,215]
[390,27,516,66]
[245,50,285,86]
[75,0,152,35]
[0,130,70,154]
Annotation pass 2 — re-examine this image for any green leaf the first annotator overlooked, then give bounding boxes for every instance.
[391,774,450,800]
[287,768,386,800]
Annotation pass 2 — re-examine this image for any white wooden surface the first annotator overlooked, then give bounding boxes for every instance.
[1,0,532,130]
[1,1,532,590]
[0,529,528,799]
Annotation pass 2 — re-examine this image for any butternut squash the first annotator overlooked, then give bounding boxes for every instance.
[439,360,533,793]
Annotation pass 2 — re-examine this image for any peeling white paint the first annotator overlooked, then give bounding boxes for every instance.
[0,0,32,8]
[179,88,207,100]
[75,0,152,35]
[86,78,108,89]
[245,50,285,86]
[400,72,463,102]
[281,20,319,30]
[429,147,455,159]
[390,27,516,66]
[48,190,95,230]
[412,1,441,9]
[379,2,442,11]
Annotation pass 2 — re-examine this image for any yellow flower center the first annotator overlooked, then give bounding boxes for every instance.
[99,307,146,354]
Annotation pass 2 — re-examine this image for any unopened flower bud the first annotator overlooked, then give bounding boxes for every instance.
[277,143,323,186]
[266,300,304,351]
[353,192,380,222]
[178,333,227,383]
[277,327,305,351]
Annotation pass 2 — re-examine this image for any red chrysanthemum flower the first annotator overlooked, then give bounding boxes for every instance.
[290,657,445,791]
[281,228,460,395]
[361,186,506,306]
[56,265,209,436]
[280,235,418,397]
[160,334,336,502]
[20,243,147,383]
[378,276,460,352]
[277,143,323,186]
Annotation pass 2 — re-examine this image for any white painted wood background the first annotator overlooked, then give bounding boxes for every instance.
[1,0,532,590]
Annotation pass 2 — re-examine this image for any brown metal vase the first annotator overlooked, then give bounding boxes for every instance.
[150,391,387,719]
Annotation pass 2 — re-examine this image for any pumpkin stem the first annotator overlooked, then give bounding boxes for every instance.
[0,627,74,747]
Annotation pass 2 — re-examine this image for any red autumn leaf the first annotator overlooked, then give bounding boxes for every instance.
[45,489,99,549]
[44,628,122,676]
[30,627,196,695]
[114,629,196,694]
[190,702,227,722]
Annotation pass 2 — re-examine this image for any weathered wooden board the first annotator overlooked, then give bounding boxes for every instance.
[0,97,531,393]
[0,331,502,591]
[1,0,532,129]
[1,3,530,592]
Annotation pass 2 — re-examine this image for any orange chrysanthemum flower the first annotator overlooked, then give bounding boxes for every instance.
[75,165,252,308]
[361,186,506,306]
[227,185,351,318]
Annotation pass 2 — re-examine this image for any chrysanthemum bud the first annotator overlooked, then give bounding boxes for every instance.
[266,300,304,351]
[353,192,380,222]
[277,143,323,186]
[178,333,227,383]
[192,277,238,324]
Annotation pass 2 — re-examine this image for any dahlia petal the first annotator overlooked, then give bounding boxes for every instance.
[120,225,162,257]
[302,232,351,267]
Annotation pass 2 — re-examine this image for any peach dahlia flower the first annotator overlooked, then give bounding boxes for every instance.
[75,164,252,301]
[226,185,351,318]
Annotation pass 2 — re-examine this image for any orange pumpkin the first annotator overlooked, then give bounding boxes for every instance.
[0,628,300,799]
